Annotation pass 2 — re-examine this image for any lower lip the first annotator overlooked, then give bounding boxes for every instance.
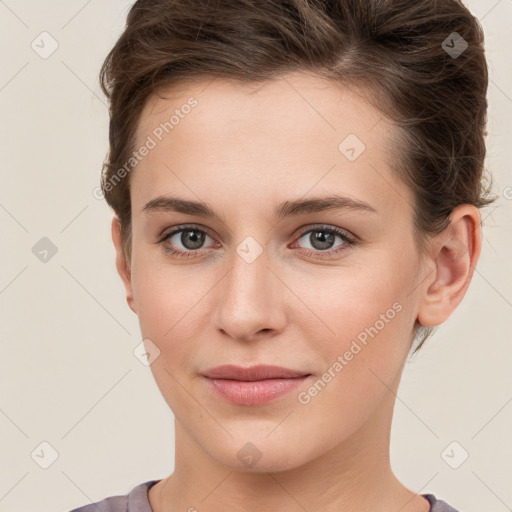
[203,375,312,405]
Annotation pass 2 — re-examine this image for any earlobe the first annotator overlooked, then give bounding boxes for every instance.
[111,216,137,314]
[417,205,482,327]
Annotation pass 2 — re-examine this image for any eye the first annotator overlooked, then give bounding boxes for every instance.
[292,224,356,259]
[158,225,216,258]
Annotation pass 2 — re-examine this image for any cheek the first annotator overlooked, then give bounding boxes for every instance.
[292,268,413,428]
[296,255,412,337]
[130,260,211,412]
[132,263,206,344]
[291,254,417,391]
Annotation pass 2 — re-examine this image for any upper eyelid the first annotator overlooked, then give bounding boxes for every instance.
[299,224,353,239]
[161,224,215,240]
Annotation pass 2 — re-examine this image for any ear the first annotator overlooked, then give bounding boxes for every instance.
[417,205,482,327]
[111,216,137,314]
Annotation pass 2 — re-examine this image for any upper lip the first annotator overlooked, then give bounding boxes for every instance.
[201,364,310,381]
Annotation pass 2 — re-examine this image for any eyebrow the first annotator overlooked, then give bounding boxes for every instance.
[142,194,378,223]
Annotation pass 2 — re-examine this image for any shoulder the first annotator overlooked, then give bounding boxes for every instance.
[423,493,461,512]
[66,479,160,512]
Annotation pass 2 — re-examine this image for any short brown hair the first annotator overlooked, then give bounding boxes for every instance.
[99,0,497,352]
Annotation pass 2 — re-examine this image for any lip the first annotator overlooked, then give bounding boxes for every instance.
[201,364,310,381]
[201,365,312,405]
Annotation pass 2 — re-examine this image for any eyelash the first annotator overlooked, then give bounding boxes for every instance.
[157,224,357,260]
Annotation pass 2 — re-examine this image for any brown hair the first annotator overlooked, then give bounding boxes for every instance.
[99,0,496,352]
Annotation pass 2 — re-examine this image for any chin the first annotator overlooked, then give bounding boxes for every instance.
[200,429,325,474]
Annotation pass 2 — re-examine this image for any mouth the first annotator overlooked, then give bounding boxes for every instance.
[201,364,313,405]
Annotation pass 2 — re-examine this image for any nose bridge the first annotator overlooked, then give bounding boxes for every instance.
[227,237,271,311]
[215,236,283,339]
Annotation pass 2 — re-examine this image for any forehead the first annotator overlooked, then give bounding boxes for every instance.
[136,72,384,147]
[131,72,412,220]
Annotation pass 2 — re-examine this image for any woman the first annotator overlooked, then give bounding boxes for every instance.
[69,0,495,510]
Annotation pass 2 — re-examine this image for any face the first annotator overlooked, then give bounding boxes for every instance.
[119,71,427,472]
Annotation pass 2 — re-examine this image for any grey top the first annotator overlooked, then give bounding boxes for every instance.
[67,479,460,512]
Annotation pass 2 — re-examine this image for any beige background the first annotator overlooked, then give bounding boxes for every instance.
[0,1,510,511]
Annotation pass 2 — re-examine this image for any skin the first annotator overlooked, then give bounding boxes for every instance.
[111,71,481,512]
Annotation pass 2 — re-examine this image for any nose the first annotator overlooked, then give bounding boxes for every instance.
[214,243,287,342]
